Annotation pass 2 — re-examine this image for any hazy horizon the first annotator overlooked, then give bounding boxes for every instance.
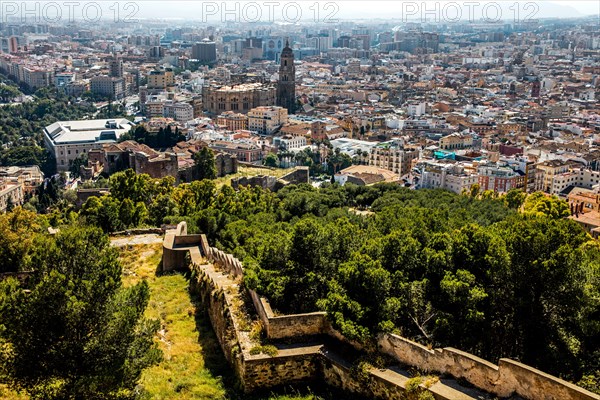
[6,1,600,24]
[130,1,599,21]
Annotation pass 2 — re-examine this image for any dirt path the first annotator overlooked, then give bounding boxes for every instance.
[110,234,164,247]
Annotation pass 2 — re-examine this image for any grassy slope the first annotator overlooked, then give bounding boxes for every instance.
[120,243,328,400]
[121,243,228,399]
[0,244,328,400]
[1,242,325,400]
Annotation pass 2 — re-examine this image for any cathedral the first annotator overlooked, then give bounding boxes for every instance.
[276,39,296,114]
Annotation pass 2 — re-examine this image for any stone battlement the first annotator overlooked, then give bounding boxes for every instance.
[162,222,600,400]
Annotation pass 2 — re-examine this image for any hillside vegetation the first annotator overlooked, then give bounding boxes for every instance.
[3,169,599,393]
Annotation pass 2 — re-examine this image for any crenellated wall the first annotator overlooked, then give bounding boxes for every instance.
[377,324,600,400]
[163,224,600,400]
[249,290,328,339]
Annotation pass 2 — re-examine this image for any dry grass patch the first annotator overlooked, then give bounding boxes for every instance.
[213,166,294,188]
[0,385,27,400]
[118,243,229,399]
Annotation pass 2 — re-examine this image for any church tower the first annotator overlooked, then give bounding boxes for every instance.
[277,39,296,114]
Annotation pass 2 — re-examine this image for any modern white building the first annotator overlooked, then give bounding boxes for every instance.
[55,72,75,88]
[164,102,194,122]
[330,138,377,158]
[407,102,426,117]
[418,160,478,194]
[43,119,135,171]
[273,134,307,150]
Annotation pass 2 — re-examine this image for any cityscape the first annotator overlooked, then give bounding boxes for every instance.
[0,1,599,400]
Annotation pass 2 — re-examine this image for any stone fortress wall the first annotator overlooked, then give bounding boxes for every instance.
[163,222,600,400]
[231,166,311,192]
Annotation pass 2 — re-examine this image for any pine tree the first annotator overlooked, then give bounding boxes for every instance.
[0,226,162,399]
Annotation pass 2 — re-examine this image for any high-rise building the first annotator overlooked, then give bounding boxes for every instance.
[148,46,165,60]
[263,37,285,61]
[8,36,18,53]
[276,40,296,114]
[531,78,541,98]
[192,38,217,63]
[109,56,123,78]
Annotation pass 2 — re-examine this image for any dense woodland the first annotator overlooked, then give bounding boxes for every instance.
[119,125,187,149]
[1,170,598,394]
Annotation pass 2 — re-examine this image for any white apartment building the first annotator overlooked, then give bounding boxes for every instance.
[145,99,194,122]
[145,100,166,119]
[273,134,307,150]
[247,106,288,135]
[418,161,478,194]
[548,168,600,196]
[164,102,194,122]
[22,67,51,89]
[407,102,426,117]
[44,119,134,171]
[535,160,570,193]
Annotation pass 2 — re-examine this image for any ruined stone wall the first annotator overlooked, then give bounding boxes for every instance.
[279,167,310,185]
[189,262,241,368]
[215,152,238,177]
[133,152,178,180]
[378,334,600,400]
[230,167,309,192]
[498,359,600,400]
[186,250,323,394]
[231,175,278,191]
[241,352,320,392]
[164,226,600,400]
[249,290,327,339]
[322,356,409,400]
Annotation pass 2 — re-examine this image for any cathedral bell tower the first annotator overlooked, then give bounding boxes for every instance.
[277,39,296,113]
